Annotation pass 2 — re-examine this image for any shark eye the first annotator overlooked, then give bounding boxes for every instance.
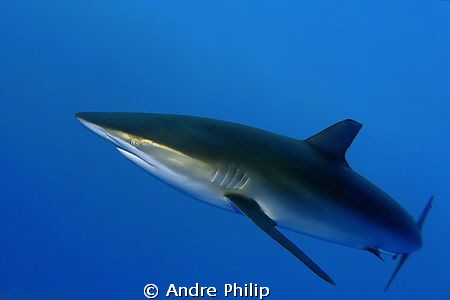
[130,138,140,147]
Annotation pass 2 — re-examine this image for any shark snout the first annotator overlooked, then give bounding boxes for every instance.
[75,112,113,130]
[75,112,106,132]
[75,112,154,137]
[76,112,118,144]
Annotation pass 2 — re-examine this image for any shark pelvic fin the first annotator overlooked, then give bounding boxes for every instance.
[306,119,362,165]
[366,247,385,262]
[384,196,434,292]
[225,193,336,286]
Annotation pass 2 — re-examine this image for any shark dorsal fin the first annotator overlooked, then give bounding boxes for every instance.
[306,119,362,165]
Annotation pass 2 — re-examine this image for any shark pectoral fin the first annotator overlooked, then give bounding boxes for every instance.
[225,193,336,286]
[306,119,362,165]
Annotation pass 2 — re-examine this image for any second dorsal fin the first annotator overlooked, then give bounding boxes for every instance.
[306,119,362,165]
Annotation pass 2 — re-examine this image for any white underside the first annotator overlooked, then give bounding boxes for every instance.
[116,147,234,211]
[78,118,234,211]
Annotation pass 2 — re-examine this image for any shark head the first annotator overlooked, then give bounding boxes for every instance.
[75,112,220,194]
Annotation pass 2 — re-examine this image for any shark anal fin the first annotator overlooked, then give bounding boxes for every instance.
[306,119,362,165]
[225,193,336,286]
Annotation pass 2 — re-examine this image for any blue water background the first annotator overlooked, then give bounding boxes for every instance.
[1,1,449,299]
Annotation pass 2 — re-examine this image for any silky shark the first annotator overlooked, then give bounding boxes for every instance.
[76,112,432,290]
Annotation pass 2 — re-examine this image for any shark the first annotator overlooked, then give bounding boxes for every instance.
[75,112,433,290]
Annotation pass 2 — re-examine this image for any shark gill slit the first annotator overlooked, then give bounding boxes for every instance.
[222,165,238,188]
[235,172,249,190]
[226,167,242,189]
[240,177,250,189]
[210,164,220,183]
[219,164,230,186]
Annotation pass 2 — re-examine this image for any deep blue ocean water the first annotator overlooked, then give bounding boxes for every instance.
[1,1,449,299]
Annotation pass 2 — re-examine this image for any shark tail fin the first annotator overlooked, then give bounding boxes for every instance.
[384,196,434,292]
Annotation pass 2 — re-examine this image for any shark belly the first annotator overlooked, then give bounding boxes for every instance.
[261,194,377,249]
[244,184,374,249]
[251,181,420,254]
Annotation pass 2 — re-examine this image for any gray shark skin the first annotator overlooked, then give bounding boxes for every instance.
[76,112,432,289]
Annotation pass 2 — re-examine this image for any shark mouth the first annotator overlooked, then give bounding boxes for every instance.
[116,147,156,170]
[77,116,157,170]
[101,130,158,171]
